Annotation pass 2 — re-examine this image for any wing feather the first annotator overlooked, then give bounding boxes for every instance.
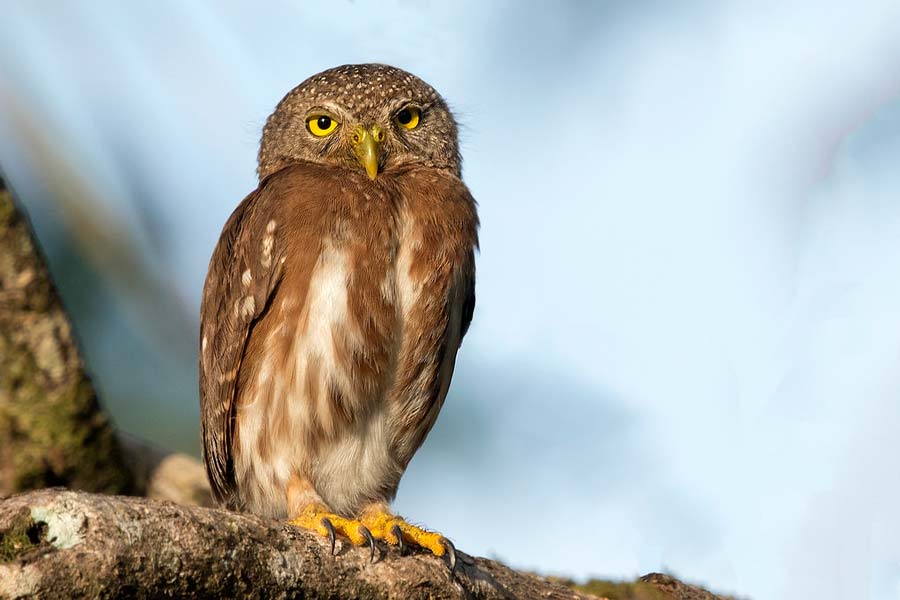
[460,261,476,340]
[199,180,284,506]
[391,175,479,468]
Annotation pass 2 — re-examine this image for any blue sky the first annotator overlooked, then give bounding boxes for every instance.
[2,2,900,598]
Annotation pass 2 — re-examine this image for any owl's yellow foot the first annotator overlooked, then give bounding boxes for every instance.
[357,505,456,571]
[288,504,377,561]
[288,503,456,571]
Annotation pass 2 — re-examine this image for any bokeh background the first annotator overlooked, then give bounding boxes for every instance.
[3,2,900,598]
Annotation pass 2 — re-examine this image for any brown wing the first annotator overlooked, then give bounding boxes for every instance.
[460,264,476,340]
[199,178,285,507]
[391,174,479,469]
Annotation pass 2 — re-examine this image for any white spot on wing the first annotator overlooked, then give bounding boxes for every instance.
[262,221,276,268]
[217,367,239,384]
[240,296,256,318]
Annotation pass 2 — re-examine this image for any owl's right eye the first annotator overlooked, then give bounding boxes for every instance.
[307,115,339,137]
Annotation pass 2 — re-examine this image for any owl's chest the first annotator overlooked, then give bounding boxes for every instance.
[272,209,422,431]
[235,210,423,503]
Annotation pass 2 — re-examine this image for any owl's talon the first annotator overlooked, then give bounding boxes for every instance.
[360,525,376,563]
[289,505,373,558]
[442,538,457,573]
[322,517,336,555]
[391,524,405,555]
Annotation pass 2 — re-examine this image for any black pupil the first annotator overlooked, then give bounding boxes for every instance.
[397,109,412,125]
[317,116,331,129]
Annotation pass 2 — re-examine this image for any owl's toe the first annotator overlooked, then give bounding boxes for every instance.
[290,504,455,570]
[358,506,457,572]
[289,504,377,561]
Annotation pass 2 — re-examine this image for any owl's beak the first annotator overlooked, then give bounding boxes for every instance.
[352,125,384,180]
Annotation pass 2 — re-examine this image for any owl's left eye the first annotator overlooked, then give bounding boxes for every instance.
[395,107,420,130]
[307,115,339,137]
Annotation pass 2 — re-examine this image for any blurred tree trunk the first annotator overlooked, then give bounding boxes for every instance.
[0,176,133,496]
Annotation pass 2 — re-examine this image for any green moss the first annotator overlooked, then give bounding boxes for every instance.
[0,191,14,226]
[561,578,666,600]
[0,508,49,562]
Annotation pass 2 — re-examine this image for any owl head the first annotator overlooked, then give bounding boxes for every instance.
[257,64,461,181]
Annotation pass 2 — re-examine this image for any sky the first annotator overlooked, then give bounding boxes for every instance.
[2,2,900,598]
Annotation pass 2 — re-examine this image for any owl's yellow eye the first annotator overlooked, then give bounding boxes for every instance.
[307,115,339,137]
[395,107,420,130]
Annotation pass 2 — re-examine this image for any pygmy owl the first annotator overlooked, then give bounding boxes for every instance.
[199,64,478,568]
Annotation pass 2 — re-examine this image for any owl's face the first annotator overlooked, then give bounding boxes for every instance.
[258,64,461,181]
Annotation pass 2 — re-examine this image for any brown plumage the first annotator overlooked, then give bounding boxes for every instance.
[199,64,477,563]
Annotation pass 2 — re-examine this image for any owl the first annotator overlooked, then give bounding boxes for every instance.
[199,64,478,569]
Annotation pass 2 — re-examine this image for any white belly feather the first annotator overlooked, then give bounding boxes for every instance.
[235,240,412,517]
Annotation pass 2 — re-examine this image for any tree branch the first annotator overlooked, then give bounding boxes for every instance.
[0,488,598,600]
